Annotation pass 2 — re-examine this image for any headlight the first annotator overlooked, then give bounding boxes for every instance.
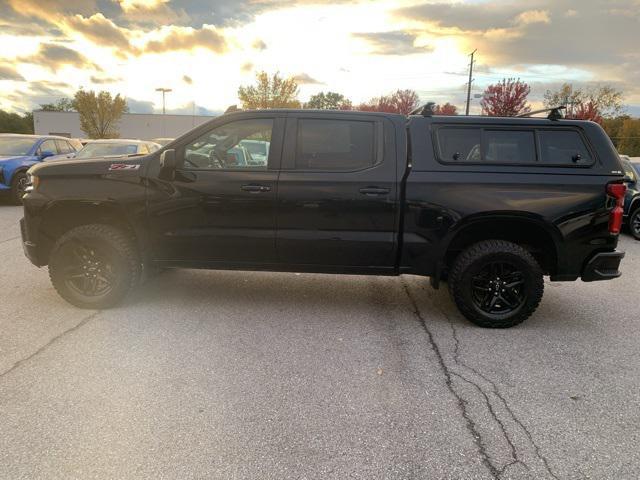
[26,173,39,191]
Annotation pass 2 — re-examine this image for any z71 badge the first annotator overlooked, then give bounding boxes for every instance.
[109,163,141,170]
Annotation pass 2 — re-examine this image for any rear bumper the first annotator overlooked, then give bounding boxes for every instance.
[581,250,625,282]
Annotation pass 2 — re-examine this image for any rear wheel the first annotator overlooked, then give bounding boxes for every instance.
[448,240,544,328]
[49,224,141,309]
[10,171,28,205]
[630,209,640,240]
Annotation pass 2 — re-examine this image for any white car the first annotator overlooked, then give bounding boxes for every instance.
[47,139,161,161]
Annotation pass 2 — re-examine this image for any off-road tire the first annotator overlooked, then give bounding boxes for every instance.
[630,208,640,241]
[49,224,141,309]
[448,240,544,328]
[10,171,28,205]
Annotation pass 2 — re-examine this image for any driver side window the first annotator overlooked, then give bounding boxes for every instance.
[183,118,273,170]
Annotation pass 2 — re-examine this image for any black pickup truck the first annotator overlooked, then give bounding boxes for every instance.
[21,108,626,327]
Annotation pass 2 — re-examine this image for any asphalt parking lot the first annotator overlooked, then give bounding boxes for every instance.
[0,204,639,480]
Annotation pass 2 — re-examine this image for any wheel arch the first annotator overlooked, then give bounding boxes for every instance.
[442,213,561,276]
[629,195,640,216]
[4,159,37,184]
[36,200,145,266]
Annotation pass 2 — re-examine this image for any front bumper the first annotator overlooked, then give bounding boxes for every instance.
[20,217,43,266]
[581,250,625,282]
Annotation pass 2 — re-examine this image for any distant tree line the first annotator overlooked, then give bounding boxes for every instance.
[237,71,458,116]
[237,72,638,155]
[2,70,638,155]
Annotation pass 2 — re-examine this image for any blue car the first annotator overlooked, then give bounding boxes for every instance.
[620,155,640,240]
[0,134,82,204]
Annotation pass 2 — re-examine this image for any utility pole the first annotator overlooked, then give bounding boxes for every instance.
[155,87,172,114]
[465,49,477,116]
[155,87,172,137]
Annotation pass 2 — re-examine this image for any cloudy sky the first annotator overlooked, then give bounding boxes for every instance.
[0,0,639,116]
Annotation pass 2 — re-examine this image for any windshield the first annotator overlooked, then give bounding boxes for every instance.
[76,143,139,159]
[0,137,36,156]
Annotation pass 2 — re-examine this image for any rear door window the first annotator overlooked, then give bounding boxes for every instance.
[55,140,72,154]
[38,139,58,155]
[295,119,376,171]
[538,130,592,165]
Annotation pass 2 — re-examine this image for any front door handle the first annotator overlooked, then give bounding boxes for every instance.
[359,186,390,196]
[241,184,271,193]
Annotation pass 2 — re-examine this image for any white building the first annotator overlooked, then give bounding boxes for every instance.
[33,110,215,140]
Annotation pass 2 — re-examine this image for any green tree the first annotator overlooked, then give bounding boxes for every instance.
[602,115,630,149]
[238,71,301,109]
[617,118,640,156]
[39,98,75,112]
[543,83,624,118]
[73,90,128,138]
[0,109,34,134]
[305,91,352,110]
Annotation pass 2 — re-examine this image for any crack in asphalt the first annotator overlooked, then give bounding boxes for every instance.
[402,281,500,479]
[443,306,560,480]
[0,311,99,379]
[402,279,560,480]
[0,235,20,245]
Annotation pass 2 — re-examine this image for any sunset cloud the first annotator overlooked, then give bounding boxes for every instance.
[292,73,324,85]
[352,31,432,56]
[143,25,227,54]
[0,64,24,81]
[0,0,638,114]
[63,13,132,52]
[20,43,100,72]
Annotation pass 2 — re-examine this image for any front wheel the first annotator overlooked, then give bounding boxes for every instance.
[10,171,28,205]
[448,240,544,328]
[49,224,141,309]
[630,209,640,240]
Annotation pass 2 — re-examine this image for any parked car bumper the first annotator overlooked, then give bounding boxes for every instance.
[581,250,625,281]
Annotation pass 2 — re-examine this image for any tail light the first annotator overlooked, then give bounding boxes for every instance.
[607,182,626,234]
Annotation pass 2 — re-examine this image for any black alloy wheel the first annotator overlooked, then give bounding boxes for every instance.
[470,261,526,316]
[11,171,28,205]
[61,243,117,298]
[630,209,640,240]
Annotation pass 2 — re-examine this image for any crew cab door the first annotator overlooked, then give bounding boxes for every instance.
[276,113,399,269]
[146,114,284,264]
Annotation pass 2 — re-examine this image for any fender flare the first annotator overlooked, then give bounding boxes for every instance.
[434,212,563,283]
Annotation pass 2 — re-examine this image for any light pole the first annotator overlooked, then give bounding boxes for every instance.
[155,87,172,137]
[155,87,172,114]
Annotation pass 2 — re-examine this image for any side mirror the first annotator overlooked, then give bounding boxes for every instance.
[40,150,55,160]
[159,148,176,180]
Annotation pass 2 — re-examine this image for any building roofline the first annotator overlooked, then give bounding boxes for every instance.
[33,110,219,118]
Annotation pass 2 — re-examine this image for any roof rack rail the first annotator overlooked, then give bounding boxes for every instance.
[516,105,566,121]
[409,102,436,117]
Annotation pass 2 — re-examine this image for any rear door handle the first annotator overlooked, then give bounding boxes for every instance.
[241,184,271,193]
[359,187,390,196]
